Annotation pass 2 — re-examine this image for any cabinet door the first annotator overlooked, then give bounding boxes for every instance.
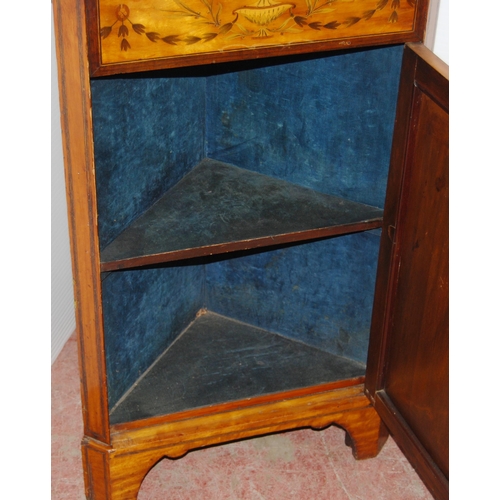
[365,43,449,500]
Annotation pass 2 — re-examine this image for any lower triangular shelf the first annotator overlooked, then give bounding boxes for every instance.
[109,311,366,425]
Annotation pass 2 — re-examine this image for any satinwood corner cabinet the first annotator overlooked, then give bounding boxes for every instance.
[53,0,448,497]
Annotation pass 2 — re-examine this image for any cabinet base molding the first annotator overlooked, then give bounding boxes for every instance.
[82,384,387,499]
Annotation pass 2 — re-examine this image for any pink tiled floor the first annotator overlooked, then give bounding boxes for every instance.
[52,333,434,499]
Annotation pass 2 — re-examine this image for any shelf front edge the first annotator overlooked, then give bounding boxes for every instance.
[100,219,383,272]
[109,382,369,453]
[111,377,365,432]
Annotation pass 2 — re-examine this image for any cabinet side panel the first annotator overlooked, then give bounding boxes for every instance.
[206,232,380,363]
[206,46,403,208]
[53,0,110,442]
[102,266,205,408]
[91,76,206,249]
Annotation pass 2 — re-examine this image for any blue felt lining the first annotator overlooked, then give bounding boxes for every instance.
[91,45,402,408]
[206,45,403,207]
[91,76,206,248]
[205,232,380,363]
[102,265,205,408]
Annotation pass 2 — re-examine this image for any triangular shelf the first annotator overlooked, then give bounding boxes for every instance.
[101,159,383,271]
[109,311,366,425]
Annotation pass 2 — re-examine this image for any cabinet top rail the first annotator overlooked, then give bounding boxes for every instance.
[86,0,428,76]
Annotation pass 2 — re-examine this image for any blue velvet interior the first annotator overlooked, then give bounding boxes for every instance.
[206,46,403,207]
[205,232,380,363]
[92,46,402,408]
[91,76,206,249]
[102,265,205,408]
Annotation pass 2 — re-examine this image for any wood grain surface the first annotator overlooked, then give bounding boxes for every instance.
[86,0,428,74]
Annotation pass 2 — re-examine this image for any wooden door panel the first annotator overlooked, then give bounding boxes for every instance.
[384,88,449,478]
[365,43,449,500]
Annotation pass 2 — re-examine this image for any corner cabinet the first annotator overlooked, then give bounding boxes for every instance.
[53,0,448,498]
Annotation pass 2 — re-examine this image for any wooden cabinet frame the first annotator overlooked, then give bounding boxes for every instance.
[53,0,447,498]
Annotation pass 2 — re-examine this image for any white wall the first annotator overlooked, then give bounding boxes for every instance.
[425,0,449,65]
[433,0,449,65]
[51,11,76,363]
[50,2,449,363]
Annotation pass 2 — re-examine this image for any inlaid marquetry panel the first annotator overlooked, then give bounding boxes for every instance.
[87,0,425,74]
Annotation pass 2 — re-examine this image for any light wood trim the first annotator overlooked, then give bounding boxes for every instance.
[82,385,388,499]
[110,384,374,454]
[53,0,111,443]
[110,377,365,431]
